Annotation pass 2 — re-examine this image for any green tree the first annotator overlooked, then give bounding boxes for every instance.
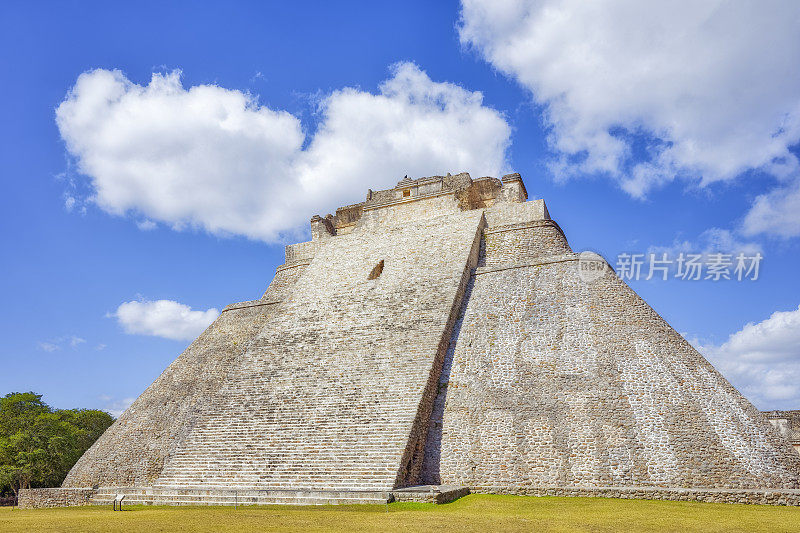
[0,392,113,498]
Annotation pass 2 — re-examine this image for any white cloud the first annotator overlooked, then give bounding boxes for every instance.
[99,395,135,418]
[37,335,88,352]
[692,305,800,409]
[459,0,800,198]
[743,180,800,238]
[69,335,86,348]
[113,299,219,341]
[56,62,511,242]
[648,227,762,261]
[136,219,157,231]
[38,342,60,353]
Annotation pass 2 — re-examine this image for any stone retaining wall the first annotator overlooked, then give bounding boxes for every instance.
[18,488,95,509]
[473,486,800,506]
[20,484,800,507]
[391,486,471,504]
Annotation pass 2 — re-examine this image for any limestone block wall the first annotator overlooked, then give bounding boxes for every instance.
[262,240,317,300]
[62,304,275,487]
[261,263,308,301]
[284,240,318,264]
[152,210,485,491]
[422,205,800,490]
[479,220,571,267]
[764,410,800,455]
[480,486,800,505]
[360,194,462,228]
[482,198,548,227]
[18,488,96,509]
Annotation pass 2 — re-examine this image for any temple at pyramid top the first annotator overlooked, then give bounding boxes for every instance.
[308,172,540,240]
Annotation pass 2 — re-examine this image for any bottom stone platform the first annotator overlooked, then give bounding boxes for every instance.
[17,485,471,508]
[88,486,394,506]
[20,484,800,508]
[391,485,471,504]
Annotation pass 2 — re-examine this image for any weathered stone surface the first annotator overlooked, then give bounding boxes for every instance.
[53,171,800,508]
[63,304,275,487]
[153,210,484,491]
[474,486,800,505]
[18,488,96,508]
[421,201,800,490]
[391,485,470,504]
[764,410,800,455]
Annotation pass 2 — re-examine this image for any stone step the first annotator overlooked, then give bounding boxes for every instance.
[391,485,471,504]
[156,473,397,480]
[159,468,395,474]
[153,484,390,492]
[161,459,398,465]
[156,473,398,481]
[156,477,391,484]
[88,486,392,506]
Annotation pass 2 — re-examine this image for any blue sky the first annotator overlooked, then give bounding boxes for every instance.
[2,0,800,414]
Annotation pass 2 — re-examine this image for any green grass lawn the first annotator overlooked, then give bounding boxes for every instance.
[2,495,799,532]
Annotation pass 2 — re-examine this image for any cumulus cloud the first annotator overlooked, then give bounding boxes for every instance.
[113,299,219,341]
[459,0,800,199]
[743,180,800,238]
[56,63,511,242]
[692,305,800,409]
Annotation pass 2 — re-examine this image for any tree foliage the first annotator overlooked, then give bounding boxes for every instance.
[0,392,113,497]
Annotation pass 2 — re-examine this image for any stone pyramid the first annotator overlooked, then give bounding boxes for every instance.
[63,172,800,503]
